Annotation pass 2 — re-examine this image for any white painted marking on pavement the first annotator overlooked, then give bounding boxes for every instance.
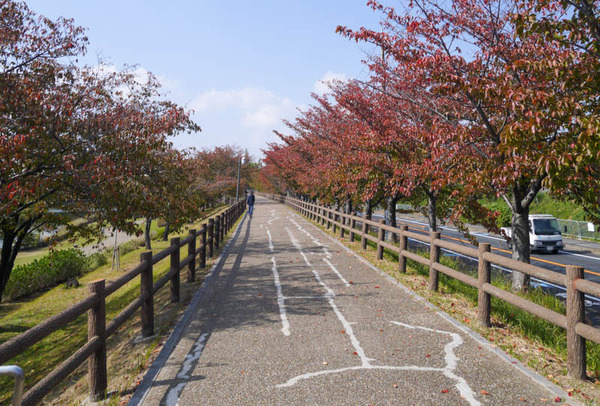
[271,256,290,336]
[267,229,274,253]
[323,258,350,287]
[268,209,279,225]
[286,227,312,266]
[288,217,332,259]
[561,250,600,262]
[177,333,209,379]
[165,383,185,406]
[312,270,374,367]
[165,332,209,405]
[390,321,479,406]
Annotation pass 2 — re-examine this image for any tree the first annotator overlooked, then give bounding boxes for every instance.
[516,0,600,225]
[0,1,200,301]
[338,0,576,290]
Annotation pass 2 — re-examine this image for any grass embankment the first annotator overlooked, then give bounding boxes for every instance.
[311,218,600,404]
[0,206,242,405]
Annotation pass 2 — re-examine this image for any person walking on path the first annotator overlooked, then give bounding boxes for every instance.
[246,190,255,217]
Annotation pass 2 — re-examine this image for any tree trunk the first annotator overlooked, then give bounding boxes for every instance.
[345,196,353,217]
[385,194,400,242]
[162,221,171,242]
[145,218,152,250]
[511,206,531,290]
[0,229,17,302]
[427,192,437,232]
[0,219,31,303]
[345,196,353,227]
[365,199,373,220]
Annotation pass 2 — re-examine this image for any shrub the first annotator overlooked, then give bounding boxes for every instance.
[482,200,512,228]
[119,239,141,257]
[87,251,109,269]
[4,249,88,301]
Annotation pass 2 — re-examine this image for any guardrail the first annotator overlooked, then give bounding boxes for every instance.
[0,366,24,406]
[266,194,600,381]
[0,200,246,405]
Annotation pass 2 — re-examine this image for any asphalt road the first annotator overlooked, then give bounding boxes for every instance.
[131,197,572,405]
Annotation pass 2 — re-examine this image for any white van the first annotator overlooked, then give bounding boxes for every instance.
[501,214,564,254]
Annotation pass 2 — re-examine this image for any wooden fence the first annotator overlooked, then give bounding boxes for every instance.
[267,194,600,381]
[0,200,246,405]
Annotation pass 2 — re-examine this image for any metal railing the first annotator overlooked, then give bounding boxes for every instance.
[0,365,24,406]
[558,219,600,241]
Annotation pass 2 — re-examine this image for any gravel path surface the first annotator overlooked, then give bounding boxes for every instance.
[132,196,574,406]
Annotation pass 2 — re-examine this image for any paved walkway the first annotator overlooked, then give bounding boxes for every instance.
[130,197,573,405]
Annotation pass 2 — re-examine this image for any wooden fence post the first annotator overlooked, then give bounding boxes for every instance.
[429,232,441,291]
[88,279,107,401]
[332,209,338,234]
[188,230,196,282]
[215,216,221,250]
[200,224,207,268]
[377,220,385,259]
[140,251,154,337]
[221,213,226,241]
[398,225,408,273]
[170,238,180,303]
[566,265,586,380]
[477,243,491,327]
[349,212,356,242]
[361,214,368,250]
[327,208,332,230]
[208,218,214,258]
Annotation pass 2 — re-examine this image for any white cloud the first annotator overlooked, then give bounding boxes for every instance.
[186,87,302,158]
[313,71,348,95]
[190,88,282,112]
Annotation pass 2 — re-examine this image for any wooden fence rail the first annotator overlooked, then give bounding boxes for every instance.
[0,200,246,405]
[266,194,600,381]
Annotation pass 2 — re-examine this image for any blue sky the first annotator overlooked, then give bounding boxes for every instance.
[26,1,382,159]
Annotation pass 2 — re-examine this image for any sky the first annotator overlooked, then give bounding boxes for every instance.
[25,0,383,160]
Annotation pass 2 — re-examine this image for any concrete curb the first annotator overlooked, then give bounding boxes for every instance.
[128,213,247,406]
[286,209,581,405]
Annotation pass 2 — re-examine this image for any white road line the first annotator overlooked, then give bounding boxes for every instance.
[286,227,312,266]
[288,217,333,259]
[165,332,209,405]
[268,209,279,225]
[285,295,329,300]
[391,321,479,405]
[561,250,600,262]
[271,256,290,336]
[312,270,373,367]
[177,333,209,379]
[267,229,274,252]
[323,258,350,287]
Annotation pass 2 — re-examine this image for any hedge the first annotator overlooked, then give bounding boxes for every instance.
[4,249,88,301]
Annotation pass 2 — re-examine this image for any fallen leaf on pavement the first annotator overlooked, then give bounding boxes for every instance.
[480,390,490,395]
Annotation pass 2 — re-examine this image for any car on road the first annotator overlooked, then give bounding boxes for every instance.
[502,214,564,254]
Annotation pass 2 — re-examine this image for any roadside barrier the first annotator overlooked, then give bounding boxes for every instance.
[265,194,600,381]
[0,200,246,405]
